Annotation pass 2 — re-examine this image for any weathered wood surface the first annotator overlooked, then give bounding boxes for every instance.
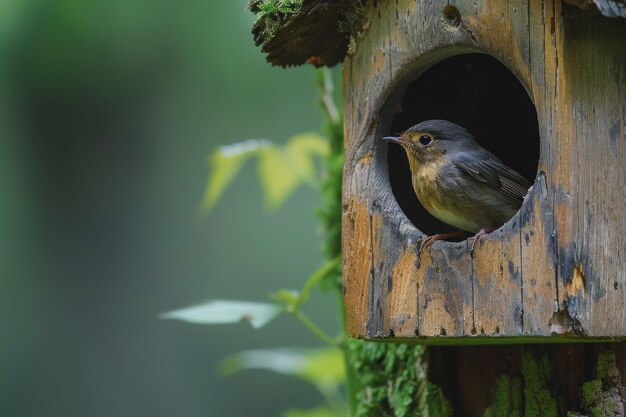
[250,0,350,67]
[250,0,625,68]
[342,0,626,341]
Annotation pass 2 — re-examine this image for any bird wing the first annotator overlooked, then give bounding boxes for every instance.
[452,151,531,203]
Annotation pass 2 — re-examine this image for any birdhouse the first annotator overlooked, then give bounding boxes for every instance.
[253,0,626,342]
[337,0,626,342]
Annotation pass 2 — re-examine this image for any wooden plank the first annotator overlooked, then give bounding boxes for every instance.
[417,241,474,337]
[473,221,523,337]
[385,243,419,337]
[342,195,372,338]
[520,176,558,335]
[555,6,626,335]
[515,0,561,337]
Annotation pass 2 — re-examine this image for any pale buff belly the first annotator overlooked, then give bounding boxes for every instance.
[419,193,485,232]
[411,166,499,233]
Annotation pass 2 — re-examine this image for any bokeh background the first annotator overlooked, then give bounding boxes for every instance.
[1,1,340,416]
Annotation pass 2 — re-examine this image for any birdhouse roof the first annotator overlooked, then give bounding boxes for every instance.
[249,0,626,67]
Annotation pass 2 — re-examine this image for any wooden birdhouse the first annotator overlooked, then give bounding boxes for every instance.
[339,0,626,342]
[252,0,626,343]
[248,0,626,413]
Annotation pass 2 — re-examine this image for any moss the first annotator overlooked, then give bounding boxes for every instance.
[248,0,303,43]
[580,380,603,413]
[580,379,622,417]
[579,351,624,417]
[482,375,522,417]
[351,343,452,417]
[423,382,454,417]
[314,69,343,285]
[250,0,367,42]
[593,350,620,385]
[249,0,368,62]
[482,350,626,417]
[377,336,626,346]
[521,351,558,417]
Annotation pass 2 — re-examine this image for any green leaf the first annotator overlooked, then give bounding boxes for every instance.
[160,300,282,329]
[297,347,345,388]
[256,133,328,209]
[281,407,338,417]
[219,347,345,389]
[257,146,302,209]
[219,348,306,376]
[200,139,272,212]
[200,133,328,213]
[285,132,329,183]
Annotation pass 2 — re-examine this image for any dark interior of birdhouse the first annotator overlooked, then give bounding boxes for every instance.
[386,53,540,238]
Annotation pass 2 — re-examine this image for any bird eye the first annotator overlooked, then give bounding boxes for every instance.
[419,135,433,146]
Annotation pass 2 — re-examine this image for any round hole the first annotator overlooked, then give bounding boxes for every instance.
[443,5,461,27]
[386,53,539,238]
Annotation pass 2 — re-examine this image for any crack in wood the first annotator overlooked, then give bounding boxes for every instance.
[519,220,525,334]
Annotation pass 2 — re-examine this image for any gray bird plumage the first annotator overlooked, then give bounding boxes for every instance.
[384,119,531,234]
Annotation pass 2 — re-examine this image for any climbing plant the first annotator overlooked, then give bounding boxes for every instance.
[162,69,454,417]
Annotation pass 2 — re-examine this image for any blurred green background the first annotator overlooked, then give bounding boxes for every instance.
[1,1,340,416]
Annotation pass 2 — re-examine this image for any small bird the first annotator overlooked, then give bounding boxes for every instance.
[384,120,531,247]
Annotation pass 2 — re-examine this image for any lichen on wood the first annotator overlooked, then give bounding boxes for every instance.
[578,351,625,417]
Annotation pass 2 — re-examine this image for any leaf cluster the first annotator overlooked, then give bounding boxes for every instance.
[161,257,344,417]
[219,347,345,393]
[166,69,454,417]
[201,133,329,212]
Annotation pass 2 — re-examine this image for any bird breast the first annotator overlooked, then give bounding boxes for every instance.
[409,157,508,233]
[411,161,473,230]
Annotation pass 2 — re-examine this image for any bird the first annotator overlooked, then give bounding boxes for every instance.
[383,119,531,249]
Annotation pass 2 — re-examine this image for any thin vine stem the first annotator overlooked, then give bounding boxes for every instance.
[292,309,339,346]
[317,69,340,127]
[315,67,360,416]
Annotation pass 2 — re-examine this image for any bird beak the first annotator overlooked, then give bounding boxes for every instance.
[383,136,402,144]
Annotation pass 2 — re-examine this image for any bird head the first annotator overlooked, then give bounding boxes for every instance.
[383,120,476,166]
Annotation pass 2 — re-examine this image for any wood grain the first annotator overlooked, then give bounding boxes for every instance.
[342,0,626,341]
